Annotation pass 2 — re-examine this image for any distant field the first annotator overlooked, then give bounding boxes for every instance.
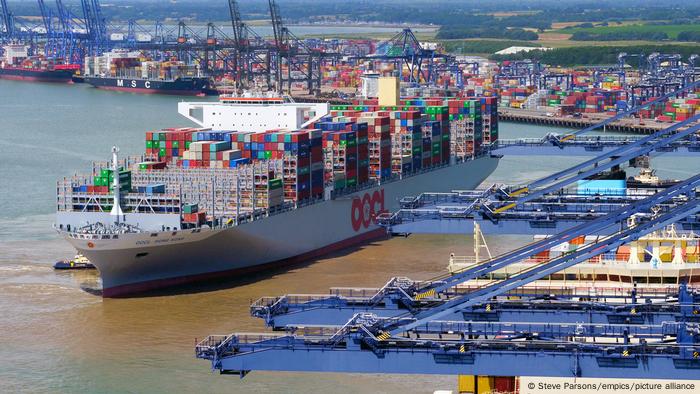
[556,23,700,40]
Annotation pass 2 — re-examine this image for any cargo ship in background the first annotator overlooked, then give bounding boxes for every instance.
[450,223,700,290]
[55,85,500,297]
[82,50,216,96]
[0,44,77,83]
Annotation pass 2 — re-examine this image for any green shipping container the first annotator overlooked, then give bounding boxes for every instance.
[268,178,283,189]
[334,180,346,189]
[146,140,154,149]
[183,203,198,214]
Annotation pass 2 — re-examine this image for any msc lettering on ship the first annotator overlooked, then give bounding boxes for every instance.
[116,79,150,89]
[350,189,385,232]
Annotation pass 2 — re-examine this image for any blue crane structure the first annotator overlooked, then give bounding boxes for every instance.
[495,59,543,87]
[358,28,453,85]
[250,173,700,328]
[491,134,700,157]
[375,110,700,236]
[0,0,13,42]
[376,110,700,235]
[250,284,700,329]
[267,0,343,94]
[195,186,700,378]
[627,53,700,105]
[194,83,700,378]
[80,0,107,56]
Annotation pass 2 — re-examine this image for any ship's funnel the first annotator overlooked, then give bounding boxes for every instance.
[378,77,400,107]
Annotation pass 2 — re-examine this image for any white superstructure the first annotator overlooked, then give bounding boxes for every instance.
[178,93,330,132]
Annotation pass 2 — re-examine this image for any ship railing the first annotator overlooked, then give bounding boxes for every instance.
[452,283,687,299]
[229,332,288,344]
[251,294,347,311]
[280,294,345,305]
[448,253,692,268]
[250,296,282,309]
[329,287,382,299]
[195,335,233,359]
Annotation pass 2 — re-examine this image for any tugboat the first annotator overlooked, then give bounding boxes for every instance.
[626,167,681,189]
[53,254,95,270]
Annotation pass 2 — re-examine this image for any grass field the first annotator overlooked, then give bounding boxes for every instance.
[555,23,700,40]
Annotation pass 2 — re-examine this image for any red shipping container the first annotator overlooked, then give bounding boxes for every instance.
[494,377,516,393]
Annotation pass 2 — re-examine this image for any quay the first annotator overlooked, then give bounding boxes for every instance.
[499,108,667,134]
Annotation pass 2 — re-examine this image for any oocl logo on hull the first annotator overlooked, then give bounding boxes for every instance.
[351,189,385,232]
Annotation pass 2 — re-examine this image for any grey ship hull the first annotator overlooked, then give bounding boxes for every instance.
[62,156,499,297]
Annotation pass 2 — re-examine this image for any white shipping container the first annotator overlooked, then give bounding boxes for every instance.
[110,33,125,41]
[136,33,152,43]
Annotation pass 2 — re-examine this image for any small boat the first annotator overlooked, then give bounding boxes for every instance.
[53,254,96,270]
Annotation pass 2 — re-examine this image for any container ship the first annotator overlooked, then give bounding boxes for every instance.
[0,44,77,83]
[451,224,700,291]
[55,86,500,297]
[82,50,216,96]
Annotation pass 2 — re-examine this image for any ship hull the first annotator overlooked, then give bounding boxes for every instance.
[84,76,216,96]
[0,68,74,83]
[63,156,499,297]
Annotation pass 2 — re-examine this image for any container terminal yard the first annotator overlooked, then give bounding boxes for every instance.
[2,0,700,393]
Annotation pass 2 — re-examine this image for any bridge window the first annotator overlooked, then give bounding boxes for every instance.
[662,277,677,284]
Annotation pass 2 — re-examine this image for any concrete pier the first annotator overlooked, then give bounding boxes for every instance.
[499,108,667,134]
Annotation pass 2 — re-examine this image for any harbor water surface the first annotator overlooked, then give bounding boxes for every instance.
[0,79,697,393]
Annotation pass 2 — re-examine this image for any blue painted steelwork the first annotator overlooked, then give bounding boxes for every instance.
[494,120,700,212]
[382,187,700,235]
[495,60,542,87]
[493,135,700,157]
[376,117,700,230]
[0,0,14,41]
[252,285,700,329]
[196,325,700,379]
[196,183,700,378]
[360,28,451,84]
[391,198,700,334]
[80,0,107,55]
